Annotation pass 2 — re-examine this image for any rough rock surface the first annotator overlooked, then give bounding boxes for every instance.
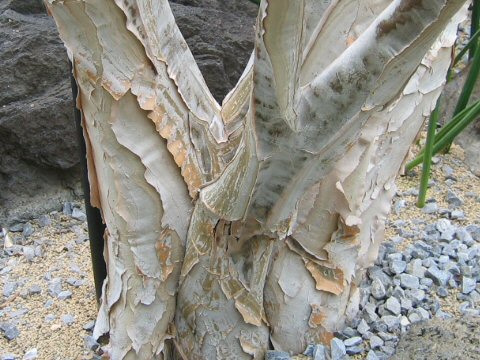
[0,0,81,225]
[0,0,256,226]
[169,0,256,102]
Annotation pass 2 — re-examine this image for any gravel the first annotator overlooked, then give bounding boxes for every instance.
[0,207,97,359]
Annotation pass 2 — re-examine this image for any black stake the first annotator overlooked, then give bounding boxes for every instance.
[70,61,107,303]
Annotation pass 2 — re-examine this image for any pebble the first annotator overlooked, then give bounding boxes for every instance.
[38,214,51,227]
[330,338,346,360]
[265,351,290,360]
[8,224,23,233]
[385,297,401,316]
[22,246,35,262]
[381,315,400,331]
[357,319,370,336]
[447,190,463,207]
[66,278,84,287]
[3,282,18,298]
[400,274,420,289]
[390,260,407,275]
[366,350,379,360]
[1,354,16,360]
[425,266,451,286]
[371,279,386,299]
[71,208,87,222]
[0,323,20,341]
[22,223,34,238]
[63,202,73,216]
[57,290,72,300]
[422,202,438,214]
[83,320,95,331]
[83,335,99,351]
[344,336,362,347]
[61,314,75,326]
[22,349,37,360]
[461,277,476,294]
[313,345,327,360]
[437,287,449,297]
[369,335,384,349]
[48,278,62,297]
[44,314,56,322]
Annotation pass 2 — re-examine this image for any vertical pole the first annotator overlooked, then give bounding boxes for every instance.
[69,61,107,304]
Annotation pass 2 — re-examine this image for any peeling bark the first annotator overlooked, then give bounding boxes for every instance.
[45,0,467,358]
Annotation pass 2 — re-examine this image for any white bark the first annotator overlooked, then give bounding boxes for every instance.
[44,0,467,358]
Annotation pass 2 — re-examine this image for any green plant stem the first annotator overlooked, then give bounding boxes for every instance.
[407,99,480,170]
[417,99,441,208]
[453,39,480,116]
[406,102,475,169]
[470,0,480,59]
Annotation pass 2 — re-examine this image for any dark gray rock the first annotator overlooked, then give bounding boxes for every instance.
[466,225,480,241]
[22,349,37,360]
[2,281,18,298]
[44,314,55,322]
[344,336,362,347]
[346,345,364,355]
[313,345,327,360]
[369,335,384,349]
[390,260,407,275]
[399,274,420,290]
[385,297,401,316]
[422,202,438,214]
[37,214,51,227]
[22,246,35,261]
[357,319,370,336]
[330,338,346,360]
[84,335,99,351]
[1,354,16,360]
[71,208,86,221]
[28,284,41,295]
[83,320,95,332]
[57,290,72,300]
[61,314,75,326]
[446,190,463,207]
[265,351,290,360]
[170,0,256,102]
[371,279,387,300]
[425,266,451,286]
[0,323,19,341]
[62,202,73,216]
[66,278,84,287]
[22,222,34,237]
[437,287,449,298]
[48,278,62,297]
[381,315,400,331]
[461,277,476,294]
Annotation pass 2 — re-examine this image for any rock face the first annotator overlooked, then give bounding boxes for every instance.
[169,0,257,102]
[0,0,81,225]
[0,0,256,225]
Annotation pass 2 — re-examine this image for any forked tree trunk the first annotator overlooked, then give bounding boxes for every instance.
[45,0,467,358]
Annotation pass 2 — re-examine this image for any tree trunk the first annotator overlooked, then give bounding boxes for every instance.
[44,0,467,358]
